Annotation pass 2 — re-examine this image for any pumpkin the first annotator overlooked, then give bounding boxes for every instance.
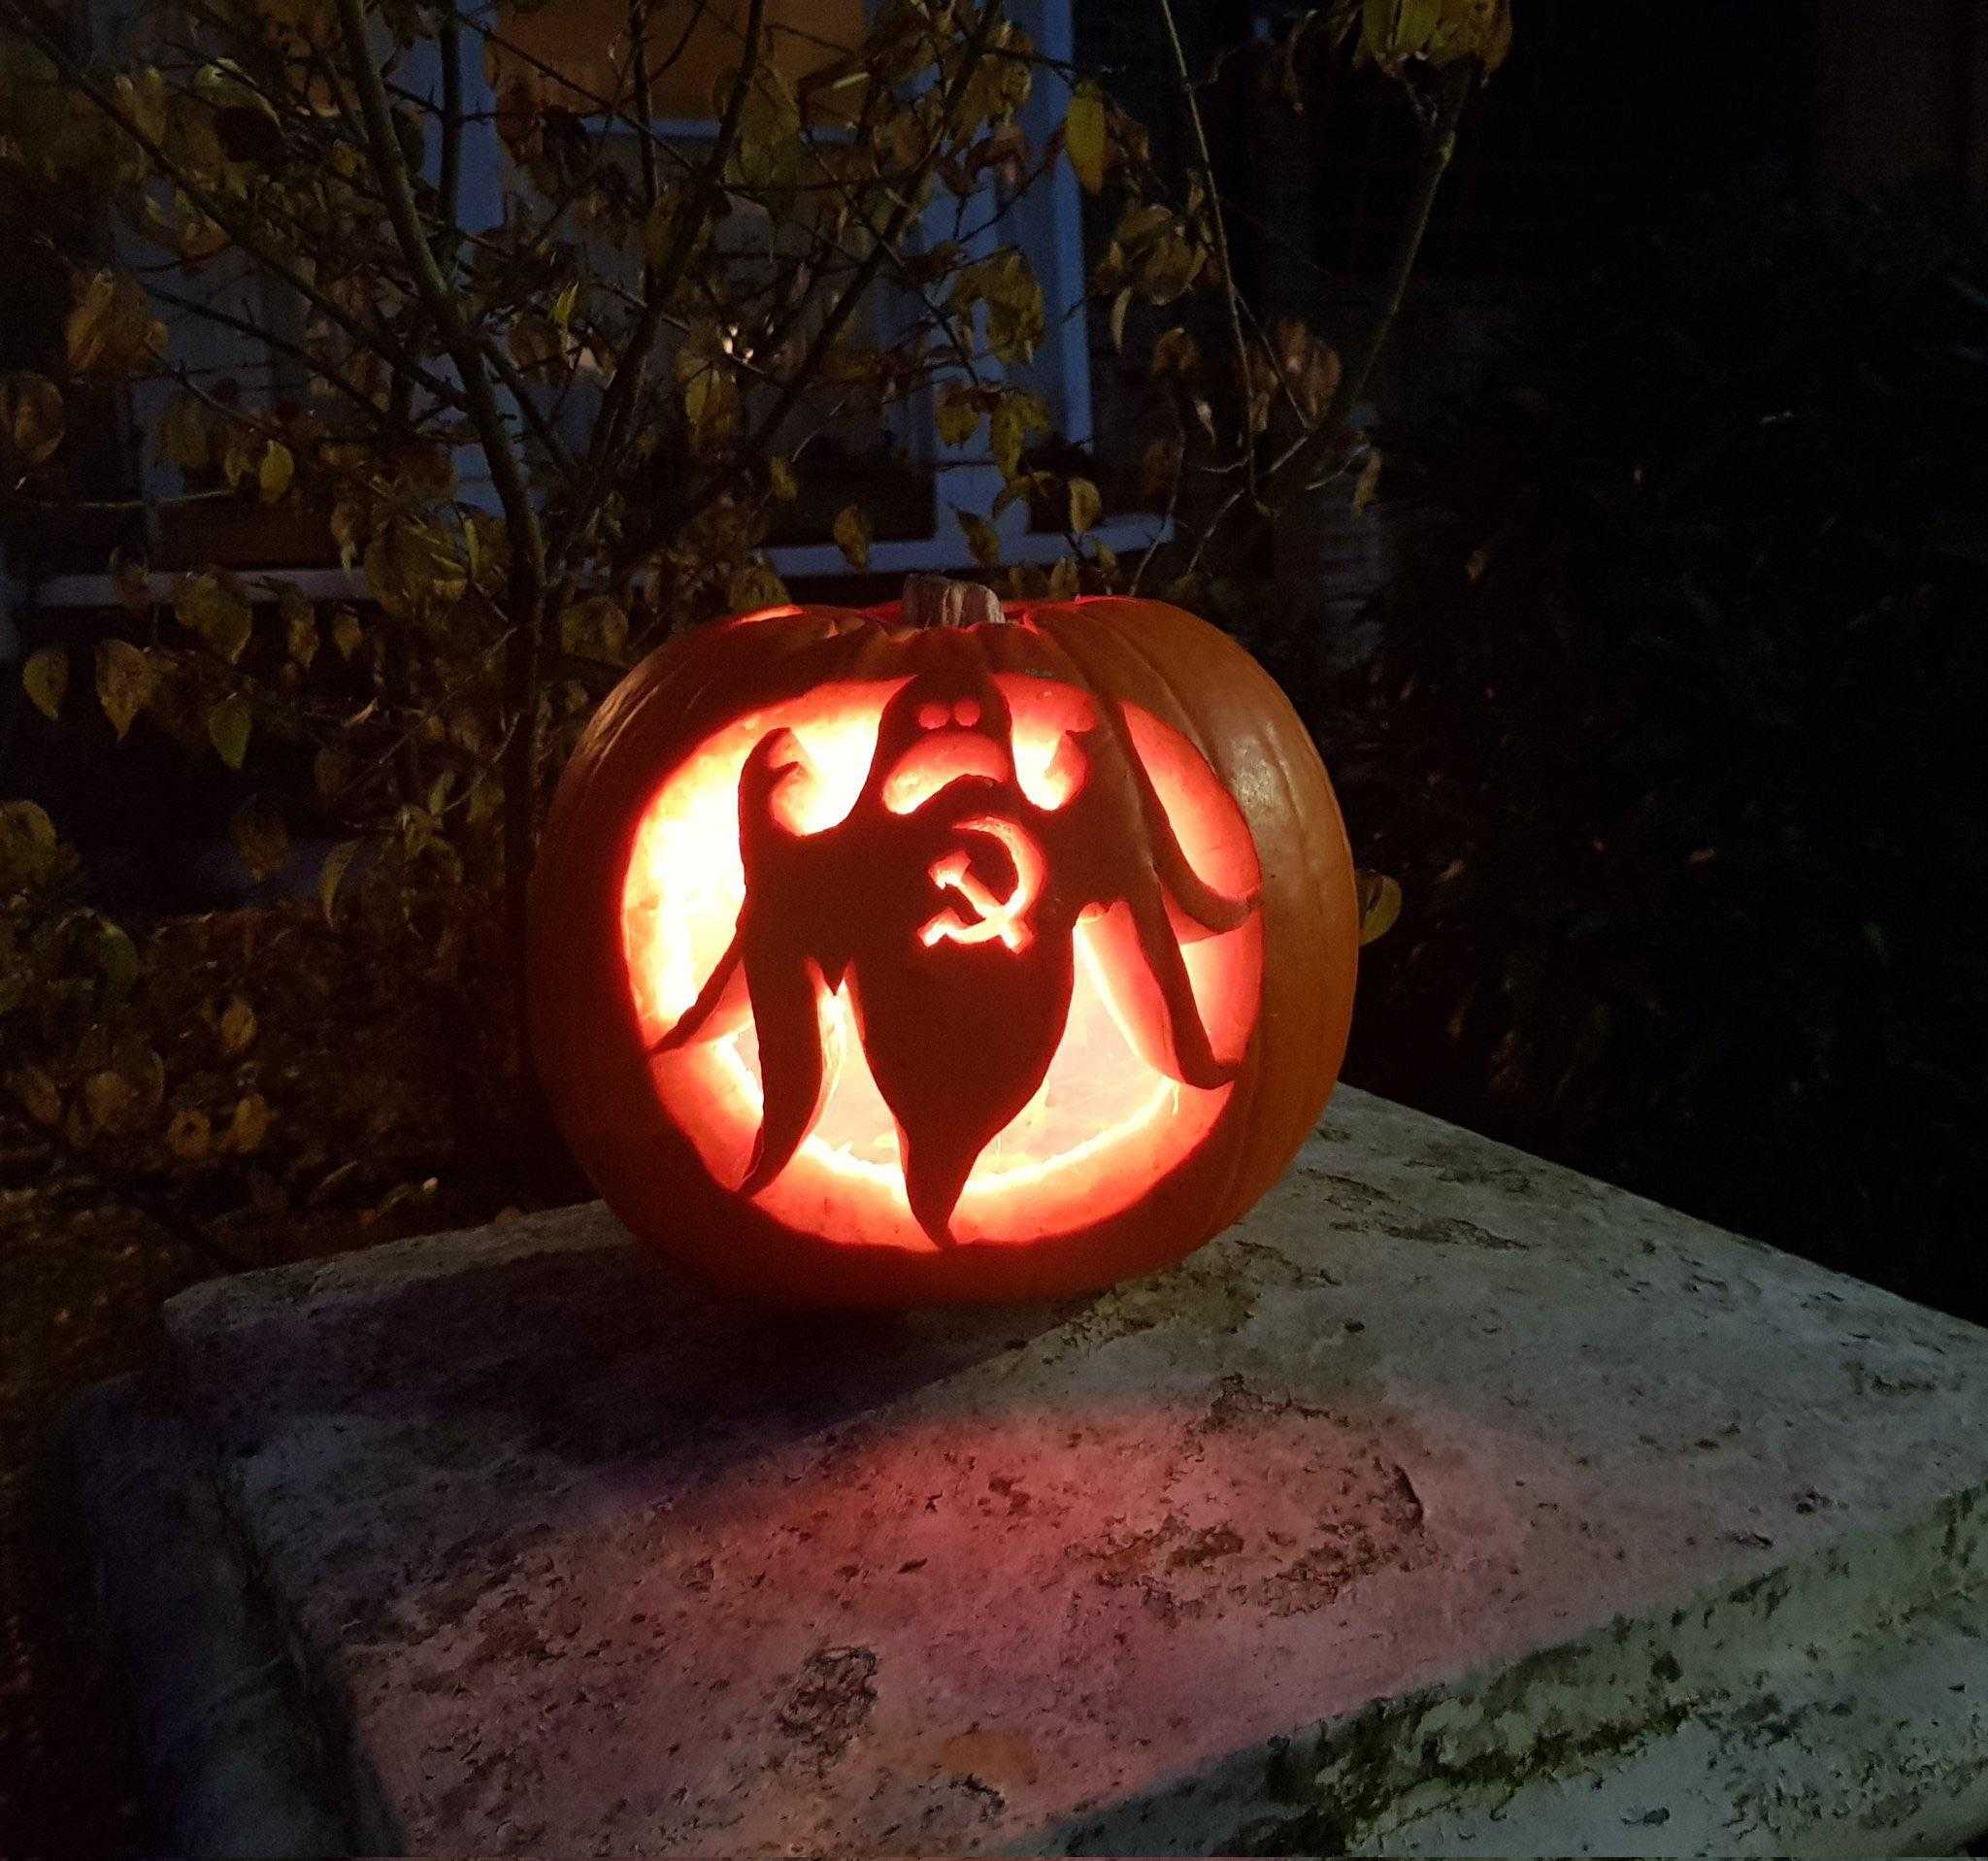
[529,576,1358,1306]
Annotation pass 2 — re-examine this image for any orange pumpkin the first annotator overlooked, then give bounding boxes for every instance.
[529,577,1358,1305]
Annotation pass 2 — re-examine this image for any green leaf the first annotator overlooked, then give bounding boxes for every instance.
[331,608,364,662]
[1064,82,1107,194]
[1068,476,1103,536]
[832,505,872,572]
[22,647,67,720]
[94,638,153,741]
[1357,870,1403,945]
[207,694,251,771]
[768,455,798,501]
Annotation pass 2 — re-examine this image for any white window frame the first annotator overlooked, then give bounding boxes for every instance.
[34,0,1161,610]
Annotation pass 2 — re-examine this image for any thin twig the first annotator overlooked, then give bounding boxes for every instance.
[740,2,1004,465]
[331,0,549,1025]
[1183,59,1476,582]
[1153,0,1257,502]
[0,3,464,416]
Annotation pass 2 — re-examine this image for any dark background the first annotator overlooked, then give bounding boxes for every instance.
[1189,0,1988,1329]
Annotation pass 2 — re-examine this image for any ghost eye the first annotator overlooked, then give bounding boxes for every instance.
[953,698,981,727]
[916,701,949,730]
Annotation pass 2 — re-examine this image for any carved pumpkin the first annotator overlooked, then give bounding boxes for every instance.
[529,577,1358,1305]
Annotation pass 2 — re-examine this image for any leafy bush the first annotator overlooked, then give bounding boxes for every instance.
[1274,183,1988,1319]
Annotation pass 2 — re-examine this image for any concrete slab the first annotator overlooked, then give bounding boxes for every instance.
[64,1373,350,1856]
[136,1087,1988,1854]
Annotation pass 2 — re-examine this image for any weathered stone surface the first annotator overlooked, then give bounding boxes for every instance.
[64,1373,349,1856]
[148,1087,1988,1854]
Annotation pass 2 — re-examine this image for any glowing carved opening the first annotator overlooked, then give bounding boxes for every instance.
[622,675,1264,1251]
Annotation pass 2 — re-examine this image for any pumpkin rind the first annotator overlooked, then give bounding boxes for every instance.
[529,590,1358,1305]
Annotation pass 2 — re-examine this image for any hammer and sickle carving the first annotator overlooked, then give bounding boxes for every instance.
[918,815,1044,954]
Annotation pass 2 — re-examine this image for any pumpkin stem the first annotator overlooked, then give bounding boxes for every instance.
[901,574,1005,629]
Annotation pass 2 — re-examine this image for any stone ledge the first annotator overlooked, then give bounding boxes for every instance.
[83,1086,1988,1853]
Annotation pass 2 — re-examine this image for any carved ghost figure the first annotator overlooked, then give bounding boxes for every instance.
[654,668,1258,1245]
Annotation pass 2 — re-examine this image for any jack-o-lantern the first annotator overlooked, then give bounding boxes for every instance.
[529,577,1358,1305]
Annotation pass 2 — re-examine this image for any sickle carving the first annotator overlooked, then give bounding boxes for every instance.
[919,815,1045,953]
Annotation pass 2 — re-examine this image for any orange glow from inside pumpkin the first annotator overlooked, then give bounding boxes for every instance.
[621,676,1263,1251]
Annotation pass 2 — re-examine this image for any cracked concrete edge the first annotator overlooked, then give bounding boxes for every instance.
[63,1371,359,1859]
[1054,1480,1988,1857]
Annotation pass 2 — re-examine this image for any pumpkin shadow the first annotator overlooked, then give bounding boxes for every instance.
[187,1213,1086,1491]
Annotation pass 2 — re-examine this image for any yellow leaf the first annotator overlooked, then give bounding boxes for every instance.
[83,1068,139,1136]
[226,1092,271,1155]
[1046,554,1080,598]
[64,270,165,376]
[1357,870,1403,945]
[257,439,293,504]
[229,798,286,881]
[1068,476,1103,536]
[221,435,255,490]
[22,647,66,720]
[559,596,628,664]
[331,608,364,662]
[990,403,1024,479]
[1108,288,1132,354]
[958,511,1002,568]
[318,838,360,923]
[218,993,257,1054]
[159,395,209,475]
[2,372,63,468]
[111,553,151,617]
[1064,82,1107,194]
[1138,437,1182,502]
[768,455,798,501]
[95,639,153,741]
[1351,447,1383,515]
[282,588,317,667]
[1150,326,1201,377]
[0,800,62,892]
[935,384,981,449]
[117,68,170,147]
[832,504,872,572]
[7,1066,62,1128]
[93,921,139,997]
[207,694,251,771]
[167,1107,212,1162]
[174,572,252,663]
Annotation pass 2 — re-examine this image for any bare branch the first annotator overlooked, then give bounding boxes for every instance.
[0,2,466,416]
[581,0,769,505]
[331,0,549,1007]
[1154,0,1257,501]
[1184,59,1477,582]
